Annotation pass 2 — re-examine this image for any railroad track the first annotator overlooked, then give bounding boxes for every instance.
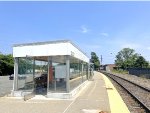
[101,71,150,113]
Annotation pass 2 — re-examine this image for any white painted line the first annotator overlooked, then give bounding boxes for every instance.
[62,99,76,113]
[88,81,97,97]
[62,81,91,113]
[82,109,102,113]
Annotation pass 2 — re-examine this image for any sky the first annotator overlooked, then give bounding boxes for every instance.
[0,1,150,64]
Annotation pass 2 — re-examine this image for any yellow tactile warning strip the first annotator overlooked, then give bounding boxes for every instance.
[100,72,130,113]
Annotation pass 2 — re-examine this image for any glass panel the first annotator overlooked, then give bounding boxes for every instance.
[18,57,34,91]
[89,63,94,79]
[86,63,89,80]
[34,59,48,95]
[48,56,66,93]
[70,57,82,91]
[82,63,88,82]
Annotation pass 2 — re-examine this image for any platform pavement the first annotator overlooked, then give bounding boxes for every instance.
[0,72,129,113]
[100,72,130,113]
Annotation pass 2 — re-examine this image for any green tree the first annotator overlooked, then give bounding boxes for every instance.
[0,53,14,76]
[90,52,100,70]
[115,48,139,69]
[134,56,149,68]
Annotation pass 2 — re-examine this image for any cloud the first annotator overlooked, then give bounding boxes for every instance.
[100,32,109,37]
[80,25,88,33]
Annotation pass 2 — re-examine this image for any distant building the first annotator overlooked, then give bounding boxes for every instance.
[103,64,116,72]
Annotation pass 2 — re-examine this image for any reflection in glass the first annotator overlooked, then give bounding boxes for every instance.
[17,55,88,94]
[18,57,34,91]
[69,57,88,91]
[34,59,48,95]
[48,56,66,93]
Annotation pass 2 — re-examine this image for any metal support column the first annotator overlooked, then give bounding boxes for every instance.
[33,58,35,90]
[81,62,83,83]
[47,56,50,93]
[66,55,70,93]
[88,63,90,80]
[78,60,80,77]
[13,57,18,91]
[86,63,88,80]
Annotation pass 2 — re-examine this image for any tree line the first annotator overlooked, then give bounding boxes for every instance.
[115,48,149,69]
[90,48,149,71]
[0,53,14,76]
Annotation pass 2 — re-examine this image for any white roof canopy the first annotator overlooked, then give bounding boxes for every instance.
[13,40,89,63]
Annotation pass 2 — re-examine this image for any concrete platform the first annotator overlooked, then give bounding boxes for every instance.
[0,72,130,113]
[100,72,130,113]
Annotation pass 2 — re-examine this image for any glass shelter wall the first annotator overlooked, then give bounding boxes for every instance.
[69,58,82,91]
[69,56,88,91]
[34,58,48,94]
[17,57,48,93]
[48,56,67,93]
[16,55,89,94]
[18,57,34,91]
[82,63,88,82]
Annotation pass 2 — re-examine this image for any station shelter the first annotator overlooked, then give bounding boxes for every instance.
[12,40,90,99]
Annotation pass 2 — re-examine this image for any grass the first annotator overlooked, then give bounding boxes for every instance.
[112,69,129,74]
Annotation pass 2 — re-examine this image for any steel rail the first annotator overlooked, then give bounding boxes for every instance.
[107,72,150,92]
[101,72,150,113]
